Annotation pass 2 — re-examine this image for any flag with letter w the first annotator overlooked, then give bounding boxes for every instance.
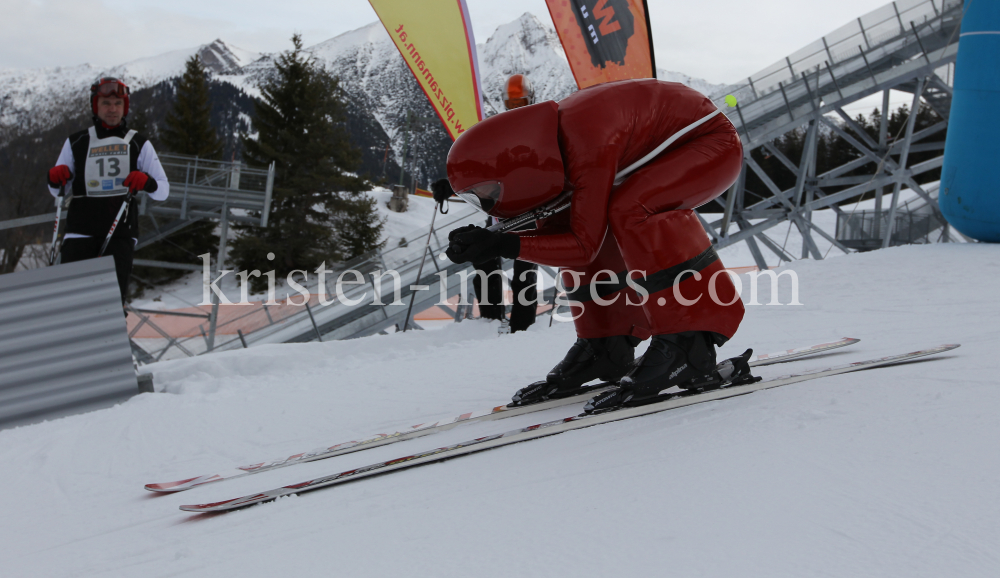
[544,0,656,89]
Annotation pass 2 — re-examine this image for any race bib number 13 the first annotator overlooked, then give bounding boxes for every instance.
[84,130,132,197]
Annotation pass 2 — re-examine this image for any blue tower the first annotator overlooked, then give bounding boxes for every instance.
[940,1,1000,242]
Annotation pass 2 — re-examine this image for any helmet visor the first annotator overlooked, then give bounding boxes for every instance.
[95,79,129,98]
[503,97,531,110]
[455,181,503,214]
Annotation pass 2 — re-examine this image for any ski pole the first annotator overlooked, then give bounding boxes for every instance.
[48,185,67,266]
[402,202,441,332]
[98,193,134,258]
[549,287,558,328]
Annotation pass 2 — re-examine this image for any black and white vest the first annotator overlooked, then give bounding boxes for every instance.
[66,121,150,239]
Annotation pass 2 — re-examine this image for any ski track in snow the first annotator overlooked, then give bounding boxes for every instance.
[1,243,998,577]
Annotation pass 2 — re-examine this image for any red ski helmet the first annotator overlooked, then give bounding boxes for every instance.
[90,77,130,117]
[446,101,564,219]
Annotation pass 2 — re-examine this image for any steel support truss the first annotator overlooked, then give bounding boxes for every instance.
[703,0,966,270]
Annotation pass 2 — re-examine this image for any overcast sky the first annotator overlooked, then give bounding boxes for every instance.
[3,0,901,113]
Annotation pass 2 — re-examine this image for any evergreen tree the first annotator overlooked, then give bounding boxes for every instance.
[162,55,223,158]
[127,103,155,141]
[230,34,383,289]
[333,194,384,259]
[132,55,221,296]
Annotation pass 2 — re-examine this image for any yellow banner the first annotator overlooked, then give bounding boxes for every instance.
[368,0,484,141]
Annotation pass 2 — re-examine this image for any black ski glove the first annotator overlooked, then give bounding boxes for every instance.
[446,225,520,264]
[431,178,454,204]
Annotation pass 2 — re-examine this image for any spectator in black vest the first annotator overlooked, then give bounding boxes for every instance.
[46,77,169,305]
[431,74,540,333]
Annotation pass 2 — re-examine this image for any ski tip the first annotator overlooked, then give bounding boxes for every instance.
[180,493,271,513]
[145,474,220,493]
[179,497,240,513]
[145,478,199,493]
[912,343,960,354]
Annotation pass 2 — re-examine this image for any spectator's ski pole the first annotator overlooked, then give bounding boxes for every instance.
[98,193,133,258]
[48,186,68,266]
[402,200,441,332]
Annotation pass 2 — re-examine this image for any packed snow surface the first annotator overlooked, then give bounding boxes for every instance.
[1,243,998,577]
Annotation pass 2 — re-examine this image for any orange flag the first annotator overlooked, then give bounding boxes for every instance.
[544,0,656,89]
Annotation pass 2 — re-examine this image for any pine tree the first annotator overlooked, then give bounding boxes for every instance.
[132,54,221,295]
[162,55,223,159]
[127,103,154,141]
[230,34,383,289]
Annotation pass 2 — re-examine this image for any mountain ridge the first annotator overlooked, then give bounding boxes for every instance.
[1,13,727,185]
[0,39,258,127]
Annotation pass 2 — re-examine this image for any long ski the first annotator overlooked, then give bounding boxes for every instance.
[181,341,952,514]
[148,337,859,493]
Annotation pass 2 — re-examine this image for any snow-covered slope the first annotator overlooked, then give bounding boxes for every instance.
[1,243,996,577]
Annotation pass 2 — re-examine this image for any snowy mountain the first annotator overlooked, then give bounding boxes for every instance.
[227,13,582,186]
[286,12,725,185]
[657,69,727,100]
[474,13,580,114]
[0,39,258,127]
[299,13,726,183]
[477,13,727,110]
[0,13,726,184]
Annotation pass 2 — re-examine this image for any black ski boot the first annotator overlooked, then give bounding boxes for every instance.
[682,348,760,392]
[583,331,731,414]
[509,335,640,407]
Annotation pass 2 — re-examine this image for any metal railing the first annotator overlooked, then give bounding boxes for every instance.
[129,202,485,362]
[712,0,962,143]
[716,0,958,104]
[139,153,274,230]
[836,209,946,250]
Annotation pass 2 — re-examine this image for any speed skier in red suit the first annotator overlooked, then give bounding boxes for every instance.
[445,79,754,413]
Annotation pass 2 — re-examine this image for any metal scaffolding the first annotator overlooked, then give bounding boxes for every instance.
[704,0,966,269]
[133,153,275,351]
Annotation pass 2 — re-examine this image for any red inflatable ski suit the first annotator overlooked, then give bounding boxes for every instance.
[447,79,744,341]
